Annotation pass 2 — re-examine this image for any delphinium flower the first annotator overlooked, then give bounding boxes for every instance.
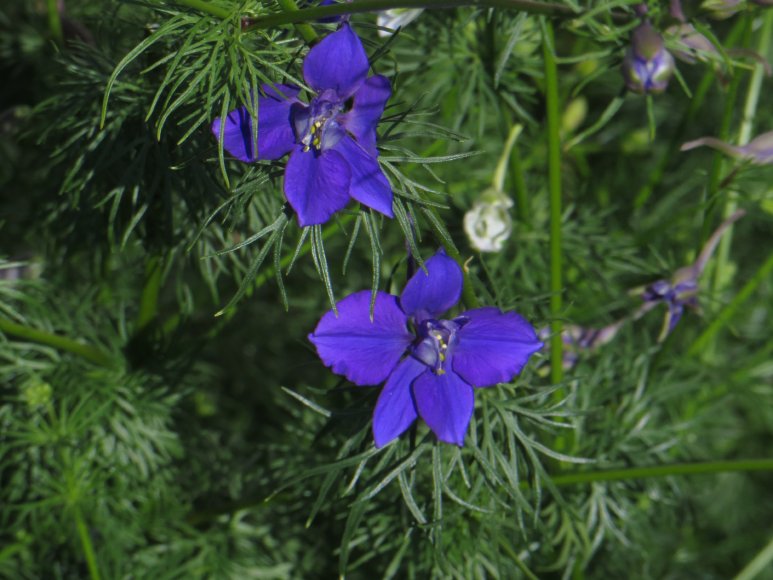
[621,21,676,94]
[640,209,746,341]
[681,131,773,165]
[309,250,543,447]
[211,24,393,227]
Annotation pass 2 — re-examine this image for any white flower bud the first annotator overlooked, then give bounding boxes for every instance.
[463,188,514,253]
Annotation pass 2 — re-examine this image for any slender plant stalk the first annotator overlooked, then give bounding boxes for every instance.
[0,318,113,368]
[689,249,773,357]
[175,0,231,19]
[275,0,319,43]
[548,458,773,487]
[698,16,747,244]
[243,0,627,30]
[137,255,163,330]
[543,21,563,388]
[46,0,63,44]
[73,505,101,580]
[711,11,773,294]
[509,139,529,224]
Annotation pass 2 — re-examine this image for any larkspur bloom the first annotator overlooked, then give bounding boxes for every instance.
[621,21,676,94]
[211,24,393,227]
[640,209,745,340]
[309,250,543,447]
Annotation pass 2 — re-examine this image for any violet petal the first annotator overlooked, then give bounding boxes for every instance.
[412,370,474,446]
[452,307,542,388]
[331,135,393,218]
[339,74,391,157]
[309,290,412,386]
[372,357,425,447]
[284,147,352,227]
[400,249,463,320]
[303,23,369,100]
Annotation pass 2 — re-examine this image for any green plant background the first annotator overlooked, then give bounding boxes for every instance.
[1,0,772,578]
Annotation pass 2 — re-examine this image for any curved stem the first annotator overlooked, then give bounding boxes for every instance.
[73,505,101,580]
[0,318,113,368]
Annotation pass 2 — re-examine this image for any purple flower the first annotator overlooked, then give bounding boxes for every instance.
[642,278,699,338]
[211,24,393,227]
[640,209,745,341]
[621,21,676,94]
[308,250,543,447]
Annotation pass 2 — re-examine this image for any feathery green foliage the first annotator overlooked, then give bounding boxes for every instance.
[1,0,772,578]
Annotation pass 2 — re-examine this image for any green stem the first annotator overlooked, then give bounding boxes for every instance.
[711,11,772,294]
[275,0,318,44]
[73,505,101,580]
[187,457,773,524]
[137,255,163,330]
[699,16,747,244]
[634,69,713,210]
[244,0,625,30]
[543,21,563,388]
[175,0,231,19]
[689,249,773,357]
[0,318,113,368]
[548,458,773,487]
[46,0,63,44]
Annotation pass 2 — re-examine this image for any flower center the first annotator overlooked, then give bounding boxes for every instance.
[293,89,344,153]
[411,318,466,375]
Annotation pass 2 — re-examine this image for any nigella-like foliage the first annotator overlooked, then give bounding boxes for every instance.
[308,250,543,447]
[212,24,393,226]
[622,21,676,94]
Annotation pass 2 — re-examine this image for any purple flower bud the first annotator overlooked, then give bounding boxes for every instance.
[622,22,676,94]
[666,24,720,64]
[681,131,773,165]
[702,0,745,19]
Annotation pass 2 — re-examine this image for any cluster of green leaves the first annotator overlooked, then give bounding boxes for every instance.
[1,0,773,578]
